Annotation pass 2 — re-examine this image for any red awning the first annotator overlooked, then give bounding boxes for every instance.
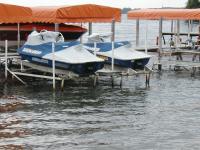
[128,9,200,20]
[0,3,32,23]
[31,4,121,23]
[0,23,87,32]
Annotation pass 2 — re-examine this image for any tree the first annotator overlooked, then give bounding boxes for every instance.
[186,0,200,8]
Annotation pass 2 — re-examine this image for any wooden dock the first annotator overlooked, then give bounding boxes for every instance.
[162,32,199,37]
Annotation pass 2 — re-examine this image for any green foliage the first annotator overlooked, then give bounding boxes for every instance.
[186,0,200,8]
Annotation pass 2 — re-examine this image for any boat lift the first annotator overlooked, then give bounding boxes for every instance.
[0,4,152,91]
[128,8,200,73]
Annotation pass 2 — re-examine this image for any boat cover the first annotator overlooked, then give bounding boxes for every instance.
[84,41,151,60]
[18,31,103,64]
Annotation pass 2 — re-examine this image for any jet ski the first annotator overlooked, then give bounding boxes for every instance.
[84,33,151,70]
[18,30,104,76]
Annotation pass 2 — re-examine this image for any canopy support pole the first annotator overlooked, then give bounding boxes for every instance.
[111,41,114,71]
[145,20,148,54]
[176,20,180,50]
[111,19,115,71]
[52,42,56,91]
[5,40,8,79]
[55,23,59,32]
[17,23,20,49]
[158,18,163,62]
[111,19,115,42]
[80,23,83,44]
[136,19,140,47]
[88,22,92,35]
[171,20,173,38]
[188,20,191,41]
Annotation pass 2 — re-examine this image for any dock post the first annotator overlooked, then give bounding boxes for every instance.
[111,41,114,71]
[61,79,65,91]
[158,63,162,71]
[176,20,180,49]
[5,40,8,79]
[93,75,97,87]
[145,73,150,87]
[158,18,163,62]
[52,42,56,91]
[120,74,123,88]
[191,67,196,77]
[88,22,92,35]
[17,23,20,49]
[136,19,140,47]
[111,75,114,87]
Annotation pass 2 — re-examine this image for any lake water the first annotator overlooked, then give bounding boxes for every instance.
[0,15,200,150]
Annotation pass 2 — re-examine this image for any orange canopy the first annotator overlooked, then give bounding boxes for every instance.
[0,3,32,23]
[31,4,121,23]
[128,9,200,20]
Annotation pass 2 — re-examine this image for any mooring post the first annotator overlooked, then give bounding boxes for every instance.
[52,42,56,91]
[136,19,140,47]
[111,75,114,87]
[191,67,196,77]
[61,79,65,91]
[145,73,150,87]
[17,23,20,49]
[88,22,92,35]
[145,74,148,87]
[93,75,97,87]
[158,63,162,71]
[5,40,8,79]
[120,74,123,88]
[158,18,163,63]
[111,41,114,71]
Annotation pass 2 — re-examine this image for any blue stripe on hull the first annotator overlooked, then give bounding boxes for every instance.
[20,54,104,76]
